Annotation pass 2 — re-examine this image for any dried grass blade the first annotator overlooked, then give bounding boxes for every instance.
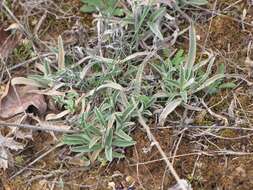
[57,35,65,69]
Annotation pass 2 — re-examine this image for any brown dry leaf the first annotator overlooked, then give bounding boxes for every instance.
[0,25,21,59]
[14,129,33,140]
[0,133,24,170]
[0,82,47,119]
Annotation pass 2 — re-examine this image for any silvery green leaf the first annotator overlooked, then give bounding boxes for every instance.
[86,125,101,136]
[72,144,102,153]
[185,24,196,77]
[105,127,113,147]
[81,134,91,142]
[182,78,195,89]
[120,122,135,131]
[194,74,224,93]
[149,7,166,23]
[180,91,188,102]
[94,108,106,127]
[89,136,101,149]
[151,63,165,75]
[107,114,116,130]
[115,129,133,141]
[122,104,136,122]
[86,82,124,97]
[193,52,214,71]
[179,66,186,89]
[43,61,51,75]
[63,135,87,145]
[135,62,146,93]
[142,110,152,117]
[112,151,125,159]
[112,139,136,147]
[80,61,96,79]
[159,98,182,126]
[154,92,168,98]
[198,56,215,83]
[147,21,164,40]
[105,146,113,161]
[164,79,180,88]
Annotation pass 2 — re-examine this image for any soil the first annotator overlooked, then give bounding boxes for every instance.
[1,0,253,190]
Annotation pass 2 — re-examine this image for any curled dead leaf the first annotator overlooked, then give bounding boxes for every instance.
[0,82,47,119]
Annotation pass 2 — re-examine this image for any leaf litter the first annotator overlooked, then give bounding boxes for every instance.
[0,81,47,119]
[0,133,24,170]
[0,25,22,59]
[0,80,47,169]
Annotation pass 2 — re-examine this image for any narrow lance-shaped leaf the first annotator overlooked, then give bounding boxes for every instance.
[89,136,101,149]
[43,61,52,76]
[115,129,133,142]
[198,56,216,83]
[135,61,146,94]
[179,65,186,90]
[112,138,136,147]
[63,134,89,145]
[159,98,182,126]
[86,82,125,97]
[184,24,196,79]
[80,61,96,79]
[104,114,115,149]
[72,144,102,153]
[194,74,225,93]
[94,108,106,127]
[147,21,164,40]
[122,104,136,122]
[112,151,125,159]
[149,7,166,23]
[105,146,113,161]
[193,52,214,71]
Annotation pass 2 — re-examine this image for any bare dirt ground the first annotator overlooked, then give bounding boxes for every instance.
[1,0,253,190]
